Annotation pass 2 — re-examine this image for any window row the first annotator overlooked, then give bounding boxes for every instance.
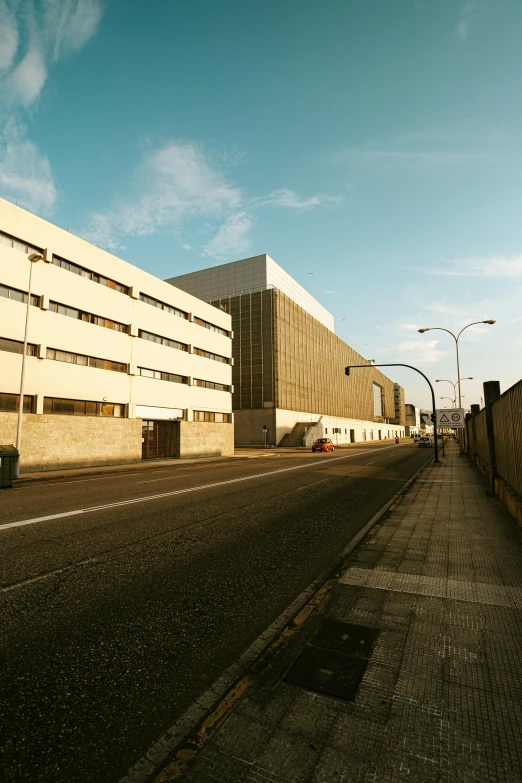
[193,379,230,392]
[193,410,231,423]
[139,329,188,352]
[138,367,188,384]
[193,347,230,364]
[46,348,127,373]
[0,229,42,256]
[49,300,127,332]
[43,397,123,417]
[0,283,39,307]
[0,392,33,413]
[53,255,129,295]
[0,336,36,356]
[193,316,229,337]
[139,292,188,319]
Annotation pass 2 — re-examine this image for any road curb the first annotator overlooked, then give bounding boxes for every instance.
[120,453,434,783]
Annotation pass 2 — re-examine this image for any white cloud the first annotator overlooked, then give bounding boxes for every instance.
[0,0,103,213]
[392,339,447,366]
[421,255,522,278]
[0,116,56,214]
[202,212,253,260]
[182,243,192,251]
[255,188,342,210]
[0,1,19,73]
[83,142,243,249]
[456,1,483,41]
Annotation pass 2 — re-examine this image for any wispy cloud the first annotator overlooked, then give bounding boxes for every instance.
[83,142,243,251]
[0,0,103,213]
[417,255,522,279]
[386,339,447,366]
[83,142,342,259]
[255,188,342,210]
[456,1,484,42]
[202,212,253,260]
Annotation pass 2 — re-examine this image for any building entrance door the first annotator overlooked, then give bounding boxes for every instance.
[142,420,180,459]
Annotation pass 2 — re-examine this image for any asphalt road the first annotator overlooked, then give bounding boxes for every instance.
[0,442,430,782]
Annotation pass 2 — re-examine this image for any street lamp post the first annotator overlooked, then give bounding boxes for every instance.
[436,378,473,405]
[15,252,43,478]
[345,362,440,463]
[418,322,495,408]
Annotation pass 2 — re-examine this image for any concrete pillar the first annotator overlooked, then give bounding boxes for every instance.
[484,381,501,488]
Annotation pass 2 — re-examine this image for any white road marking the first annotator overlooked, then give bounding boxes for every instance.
[16,469,173,488]
[295,478,330,491]
[366,461,376,465]
[1,444,407,533]
[136,474,191,484]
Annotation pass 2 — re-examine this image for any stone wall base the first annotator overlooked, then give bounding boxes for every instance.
[494,477,522,528]
[0,412,142,473]
[179,421,234,458]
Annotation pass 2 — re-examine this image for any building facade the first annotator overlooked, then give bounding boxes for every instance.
[0,199,233,471]
[391,382,407,426]
[405,403,421,435]
[168,257,406,446]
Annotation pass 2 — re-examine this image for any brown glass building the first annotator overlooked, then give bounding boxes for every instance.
[168,256,406,446]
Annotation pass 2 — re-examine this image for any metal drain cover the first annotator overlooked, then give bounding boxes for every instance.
[284,621,379,701]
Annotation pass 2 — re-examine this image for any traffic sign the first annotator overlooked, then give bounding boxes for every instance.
[436,408,465,428]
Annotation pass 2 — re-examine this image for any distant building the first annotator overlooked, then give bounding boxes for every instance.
[168,255,407,446]
[405,403,421,435]
[0,199,233,471]
[391,382,406,426]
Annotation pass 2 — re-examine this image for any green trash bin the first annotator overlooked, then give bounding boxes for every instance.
[0,445,19,489]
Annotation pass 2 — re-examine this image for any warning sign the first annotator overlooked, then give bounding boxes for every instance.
[436,408,465,428]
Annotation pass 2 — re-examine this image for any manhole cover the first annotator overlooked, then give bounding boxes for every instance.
[284,621,379,701]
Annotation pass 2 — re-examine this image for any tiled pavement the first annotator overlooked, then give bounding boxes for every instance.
[177,444,522,783]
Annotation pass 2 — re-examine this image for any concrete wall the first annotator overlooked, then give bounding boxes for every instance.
[178,421,234,458]
[0,412,141,472]
[234,409,277,446]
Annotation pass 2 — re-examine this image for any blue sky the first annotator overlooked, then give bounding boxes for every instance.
[1,0,521,409]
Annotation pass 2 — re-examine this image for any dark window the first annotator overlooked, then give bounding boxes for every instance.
[0,337,36,356]
[139,293,188,319]
[193,410,231,423]
[52,255,128,295]
[43,397,123,417]
[0,230,42,256]
[48,300,127,332]
[46,348,127,373]
[193,378,230,392]
[138,367,188,384]
[0,283,40,306]
[193,347,229,364]
[193,316,229,337]
[138,329,188,352]
[0,392,33,412]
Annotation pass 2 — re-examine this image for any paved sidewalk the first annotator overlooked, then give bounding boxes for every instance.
[174,444,522,783]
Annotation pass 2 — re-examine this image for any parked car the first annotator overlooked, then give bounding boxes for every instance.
[312,438,335,453]
[413,434,421,442]
[418,437,433,448]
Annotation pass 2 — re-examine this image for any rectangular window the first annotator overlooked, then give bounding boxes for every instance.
[52,255,129,295]
[193,378,230,392]
[0,283,40,306]
[193,410,231,423]
[0,336,36,356]
[46,348,126,373]
[193,316,229,337]
[193,347,229,364]
[139,293,188,319]
[43,397,123,417]
[0,229,42,256]
[373,383,384,418]
[138,367,188,384]
[362,429,367,441]
[49,300,127,332]
[0,392,33,413]
[138,330,188,352]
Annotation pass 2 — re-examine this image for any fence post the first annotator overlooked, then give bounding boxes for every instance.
[484,381,501,489]
[470,404,480,464]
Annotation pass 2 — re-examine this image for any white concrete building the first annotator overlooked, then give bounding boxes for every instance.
[168,254,335,332]
[0,199,233,471]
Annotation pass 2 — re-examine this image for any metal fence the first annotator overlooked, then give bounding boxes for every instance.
[467,378,522,495]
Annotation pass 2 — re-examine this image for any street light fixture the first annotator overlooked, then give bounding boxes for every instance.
[435,378,473,401]
[418,322,495,407]
[15,252,43,478]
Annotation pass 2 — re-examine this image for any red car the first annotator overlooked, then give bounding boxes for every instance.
[312,438,335,452]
